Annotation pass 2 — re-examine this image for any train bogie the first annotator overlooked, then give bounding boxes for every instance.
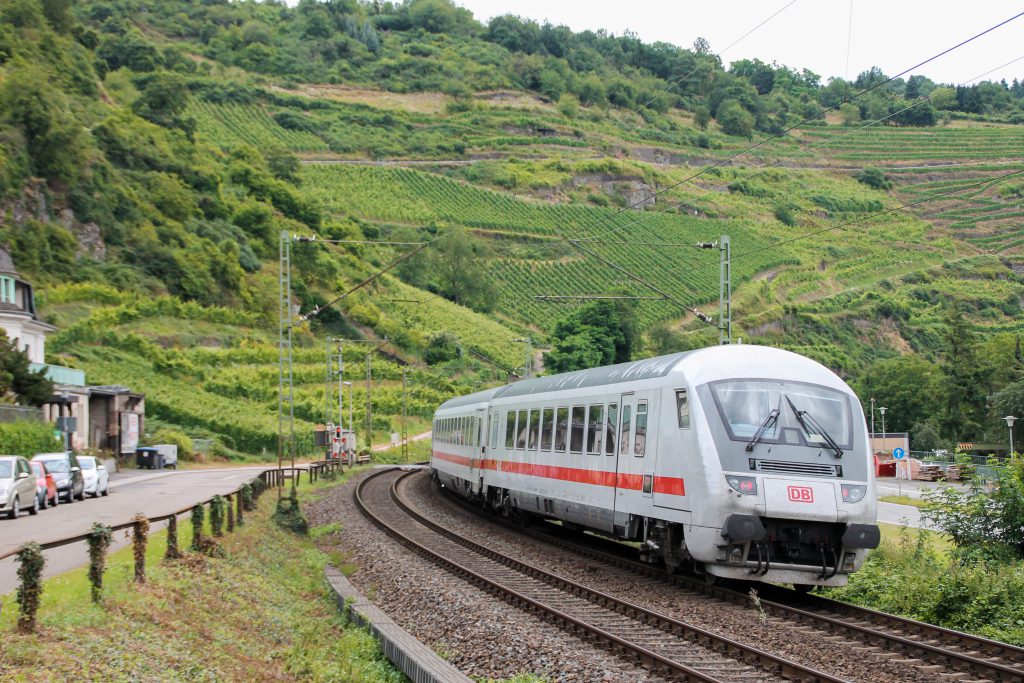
[431,345,879,586]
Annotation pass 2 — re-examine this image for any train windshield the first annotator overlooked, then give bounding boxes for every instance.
[710,379,853,449]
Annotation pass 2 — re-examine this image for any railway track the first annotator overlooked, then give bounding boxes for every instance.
[510,507,1024,683]
[355,467,848,683]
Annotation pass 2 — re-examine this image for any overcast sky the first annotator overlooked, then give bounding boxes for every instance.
[453,1,1024,86]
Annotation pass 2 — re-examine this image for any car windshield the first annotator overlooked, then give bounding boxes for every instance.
[0,461,12,478]
[40,459,69,473]
[711,379,852,448]
[79,459,95,470]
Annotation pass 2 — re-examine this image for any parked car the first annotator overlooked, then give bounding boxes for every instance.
[29,460,58,509]
[0,456,40,518]
[32,452,84,503]
[77,456,109,498]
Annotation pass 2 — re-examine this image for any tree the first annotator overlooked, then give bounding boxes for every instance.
[0,332,53,406]
[857,355,940,433]
[543,301,635,373]
[424,332,459,364]
[992,381,1024,452]
[693,105,710,130]
[855,167,892,191]
[839,102,860,125]
[940,302,988,441]
[715,99,754,138]
[430,228,496,312]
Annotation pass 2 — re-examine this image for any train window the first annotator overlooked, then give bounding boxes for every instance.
[527,409,540,449]
[554,407,569,452]
[634,401,648,456]
[516,410,528,449]
[570,406,585,453]
[676,390,690,428]
[491,413,499,449]
[587,404,604,454]
[541,408,554,450]
[470,417,477,447]
[605,404,617,455]
[505,411,516,449]
[620,405,631,456]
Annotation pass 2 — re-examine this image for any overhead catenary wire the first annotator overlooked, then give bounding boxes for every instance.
[731,168,1024,259]
[638,0,799,111]
[582,52,1024,245]
[575,8,1024,244]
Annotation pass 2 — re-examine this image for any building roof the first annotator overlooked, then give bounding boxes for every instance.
[0,249,20,277]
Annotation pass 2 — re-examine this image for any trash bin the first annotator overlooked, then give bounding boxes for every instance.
[136,447,163,470]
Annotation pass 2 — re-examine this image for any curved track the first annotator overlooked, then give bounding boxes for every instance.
[355,467,850,683]
[505,504,1024,683]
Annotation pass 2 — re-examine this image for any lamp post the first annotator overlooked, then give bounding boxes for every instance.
[870,397,876,452]
[1005,415,1017,456]
[879,406,889,477]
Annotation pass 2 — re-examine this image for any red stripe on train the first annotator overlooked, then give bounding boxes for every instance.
[433,450,685,496]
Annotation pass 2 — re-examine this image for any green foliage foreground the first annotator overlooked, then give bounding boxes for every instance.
[827,527,1024,646]
[0,477,404,682]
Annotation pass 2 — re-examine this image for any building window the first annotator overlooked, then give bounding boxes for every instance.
[0,277,13,304]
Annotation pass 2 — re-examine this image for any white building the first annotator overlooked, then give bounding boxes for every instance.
[0,248,144,453]
[0,249,57,364]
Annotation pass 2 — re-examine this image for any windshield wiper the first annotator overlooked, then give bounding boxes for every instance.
[785,396,843,458]
[746,408,780,452]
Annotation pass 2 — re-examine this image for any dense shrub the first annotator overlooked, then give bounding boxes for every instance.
[0,420,61,454]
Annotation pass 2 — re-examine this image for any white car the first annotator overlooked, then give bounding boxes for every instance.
[78,456,110,498]
[0,455,40,518]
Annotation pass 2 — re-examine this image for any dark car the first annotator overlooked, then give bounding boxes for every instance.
[30,460,58,508]
[32,452,84,503]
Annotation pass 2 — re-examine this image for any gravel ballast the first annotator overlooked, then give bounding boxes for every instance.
[398,470,939,683]
[307,470,665,682]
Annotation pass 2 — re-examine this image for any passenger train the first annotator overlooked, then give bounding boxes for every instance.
[429,345,880,587]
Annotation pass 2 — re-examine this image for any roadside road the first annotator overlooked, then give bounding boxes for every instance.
[0,467,266,596]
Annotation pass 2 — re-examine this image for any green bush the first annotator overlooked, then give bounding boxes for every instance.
[0,420,61,455]
[855,167,893,191]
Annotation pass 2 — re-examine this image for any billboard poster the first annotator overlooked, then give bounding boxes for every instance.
[121,412,140,454]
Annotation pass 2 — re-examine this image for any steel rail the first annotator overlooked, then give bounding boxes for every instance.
[357,468,848,683]
[518,520,1024,683]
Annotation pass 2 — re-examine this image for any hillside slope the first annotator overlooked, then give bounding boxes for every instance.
[0,0,1021,454]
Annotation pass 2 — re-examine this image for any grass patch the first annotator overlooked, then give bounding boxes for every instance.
[879,494,926,508]
[0,475,403,682]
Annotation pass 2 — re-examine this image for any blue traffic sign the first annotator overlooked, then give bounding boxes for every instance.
[893,447,906,460]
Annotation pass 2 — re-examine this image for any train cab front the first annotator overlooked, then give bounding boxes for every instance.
[694,377,880,586]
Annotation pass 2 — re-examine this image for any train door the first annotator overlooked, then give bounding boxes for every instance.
[613,392,635,517]
[470,408,486,493]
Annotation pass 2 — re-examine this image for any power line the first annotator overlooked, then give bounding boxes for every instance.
[731,168,1024,259]
[566,239,716,325]
[576,9,1024,243]
[579,51,1024,245]
[639,0,798,111]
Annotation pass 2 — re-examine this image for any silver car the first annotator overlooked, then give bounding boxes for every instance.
[0,456,40,518]
[77,456,110,498]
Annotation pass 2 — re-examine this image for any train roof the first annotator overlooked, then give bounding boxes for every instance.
[436,352,693,412]
[436,345,852,414]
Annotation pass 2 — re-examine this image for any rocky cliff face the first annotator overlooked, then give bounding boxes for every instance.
[3,181,105,260]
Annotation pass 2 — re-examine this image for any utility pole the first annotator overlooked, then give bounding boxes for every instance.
[342,342,350,458]
[514,337,532,379]
[365,352,372,449]
[401,367,409,462]
[277,230,296,497]
[719,235,732,345]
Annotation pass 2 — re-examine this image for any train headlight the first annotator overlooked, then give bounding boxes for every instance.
[841,484,867,503]
[726,476,757,495]
[842,552,857,572]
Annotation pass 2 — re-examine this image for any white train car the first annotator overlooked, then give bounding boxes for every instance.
[431,345,879,587]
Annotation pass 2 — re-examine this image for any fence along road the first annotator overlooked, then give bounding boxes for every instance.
[0,466,268,596]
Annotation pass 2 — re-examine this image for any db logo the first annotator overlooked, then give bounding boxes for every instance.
[787,486,814,503]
